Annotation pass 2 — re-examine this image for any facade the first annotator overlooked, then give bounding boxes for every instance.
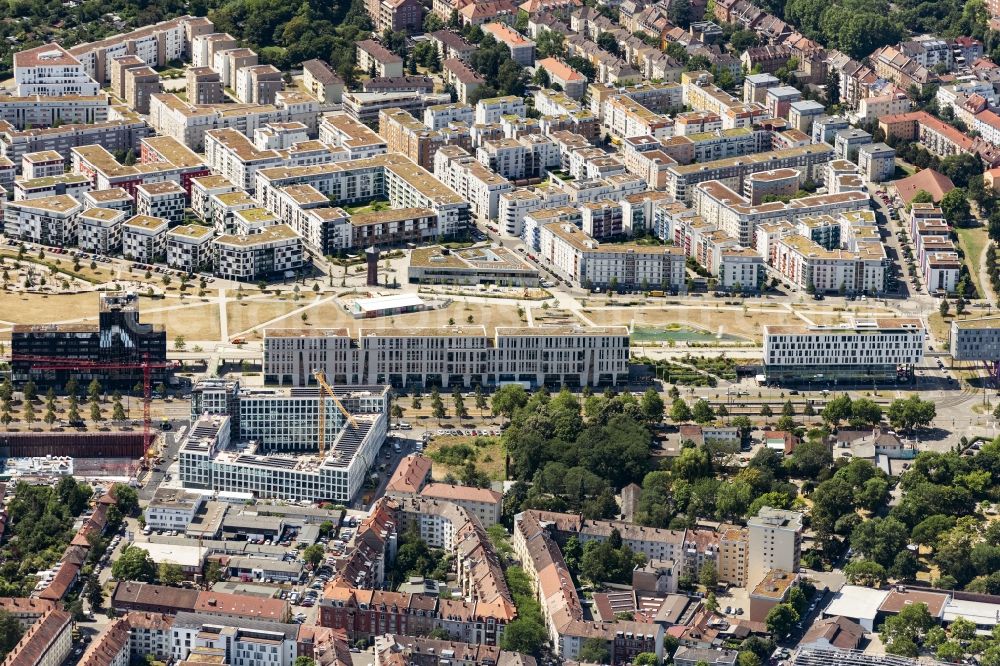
[78,206,127,254]
[356,41,405,79]
[3,194,82,246]
[263,325,631,389]
[366,0,423,34]
[145,489,207,532]
[169,612,298,665]
[180,384,388,502]
[951,317,1000,361]
[10,292,166,387]
[762,319,926,383]
[858,143,895,183]
[213,224,304,282]
[0,609,73,666]
[302,60,344,104]
[186,67,224,105]
[166,224,215,272]
[419,483,503,528]
[136,181,187,225]
[14,44,100,96]
[408,245,538,286]
[746,507,803,587]
[122,214,169,262]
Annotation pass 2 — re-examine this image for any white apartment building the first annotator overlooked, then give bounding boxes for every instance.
[166,224,216,272]
[747,507,803,586]
[144,489,207,532]
[434,146,513,221]
[499,186,571,237]
[419,483,503,528]
[318,114,388,160]
[762,318,926,383]
[136,181,187,225]
[13,173,92,202]
[77,207,126,254]
[475,96,525,125]
[192,33,238,69]
[190,175,237,220]
[719,249,764,290]
[253,153,470,241]
[424,103,474,130]
[772,234,887,295]
[13,44,100,97]
[539,222,687,291]
[169,612,297,666]
[68,16,211,82]
[263,325,631,389]
[212,224,303,282]
[122,215,169,262]
[3,194,82,246]
[22,151,65,180]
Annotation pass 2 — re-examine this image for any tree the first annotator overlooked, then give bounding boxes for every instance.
[85,576,103,609]
[174,335,186,351]
[699,561,718,589]
[850,398,883,428]
[782,400,795,417]
[738,652,762,666]
[112,394,126,422]
[940,188,972,227]
[640,388,664,424]
[692,399,715,424]
[205,561,225,585]
[882,602,934,656]
[475,385,488,414]
[500,617,546,655]
[492,384,528,419]
[303,544,325,568]
[158,562,184,586]
[112,546,156,582]
[295,658,318,666]
[112,483,139,516]
[453,388,467,419]
[87,378,101,401]
[760,404,773,418]
[670,398,692,423]
[940,299,951,317]
[844,560,888,586]
[90,399,103,423]
[0,610,21,657]
[634,654,659,666]
[821,393,852,426]
[579,638,611,664]
[791,438,833,478]
[887,395,936,431]
[765,604,799,637]
[22,400,34,427]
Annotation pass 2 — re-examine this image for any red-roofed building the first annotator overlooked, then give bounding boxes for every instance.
[894,169,956,205]
[419,483,502,528]
[385,454,433,497]
[537,57,588,99]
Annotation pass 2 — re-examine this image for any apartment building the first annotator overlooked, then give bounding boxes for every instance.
[148,91,321,152]
[771,233,887,295]
[186,67,224,105]
[343,91,450,128]
[378,107,472,171]
[213,224,303,281]
[665,144,835,202]
[408,244,538,286]
[301,60,344,104]
[318,114,387,160]
[3,194,81,246]
[263,325,630,389]
[77,206,127,254]
[235,64,283,105]
[498,185,571,237]
[858,143,895,183]
[136,181,187,225]
[538,222,686,291]
[0,113,151,167]
[213,48,258,88]
[762,318,926,383]
[366,0,423,34]
[428,30,478,62]
[70,138,209,197]
[419,483,502,528]
[166,224,215,272]
[356,41,404,79]
[0,95,108,132]
[477,135,559,181]
[482,23,535,66]
[109,54,145,100]
[83,187,133,213]
[122,215,169,262]
[13,43,100,96]
[192,32,238,69]
[475,96,525,124]
[434,145,513,221]
[0,609,73,666]
[855,93,911,124]
[67,16,213,82]
[747,507,803,587]
[144,488,206,532]
[253,153,470,241]
[442,59,485,104]
[951,317,1000,361]
[537,57,587,100]
[13,173,91,201]
[170,612,298,665]
[124,66,160,114]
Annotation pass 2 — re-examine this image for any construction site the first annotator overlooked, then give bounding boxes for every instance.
[175,377,390,503]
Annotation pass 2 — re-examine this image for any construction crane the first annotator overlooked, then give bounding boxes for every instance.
[313,370,358,458]
[10,353,171,469]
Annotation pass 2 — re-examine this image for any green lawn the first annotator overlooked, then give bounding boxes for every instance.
[343,200,391,215]
[956,225,988,296]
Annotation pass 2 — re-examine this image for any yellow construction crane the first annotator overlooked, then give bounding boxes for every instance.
[314,370,359,457]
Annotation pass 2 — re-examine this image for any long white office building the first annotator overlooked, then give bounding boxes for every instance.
[762,318,925,384]
[263,325,631,389]
[181,383,389,502]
